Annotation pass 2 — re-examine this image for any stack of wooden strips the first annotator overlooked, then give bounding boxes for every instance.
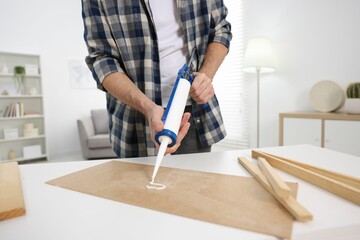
[239,149,360,222]
[251,150,360,206]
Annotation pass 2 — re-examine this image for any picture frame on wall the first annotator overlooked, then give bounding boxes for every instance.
[68,59,95,89]
[25,64,39,75]
[4,128,19,139]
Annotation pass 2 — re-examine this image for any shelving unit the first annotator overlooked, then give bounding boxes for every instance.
[0,52,48,162]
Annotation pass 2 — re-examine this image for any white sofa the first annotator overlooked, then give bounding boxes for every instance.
[77,109,117,159]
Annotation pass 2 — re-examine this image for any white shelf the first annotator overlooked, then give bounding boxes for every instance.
[0,135,46,143]
[0,95,43,98]
[0,115,44,120]
[0,51,48,162]
[0,73,41,78]
[1,154,48,163]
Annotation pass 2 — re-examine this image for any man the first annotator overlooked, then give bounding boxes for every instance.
[82,0,232,158]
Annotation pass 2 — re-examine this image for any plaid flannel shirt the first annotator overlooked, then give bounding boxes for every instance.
[82,0,232,158]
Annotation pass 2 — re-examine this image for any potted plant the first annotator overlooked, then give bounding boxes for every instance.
[338,82,360,114]
[13,66,26,94]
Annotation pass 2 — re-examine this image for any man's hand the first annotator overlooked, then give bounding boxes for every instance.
[189,72,214,104]
[147,104,165,145]
[147,106,191,154]
[165,112,191,154]
[189,42,228,105]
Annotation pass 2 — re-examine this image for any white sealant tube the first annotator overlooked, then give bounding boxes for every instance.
[163,78,191,138]
[151,78,191,183]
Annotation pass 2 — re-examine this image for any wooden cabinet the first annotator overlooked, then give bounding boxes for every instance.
[279,112,360,156]
[0,52,48,162]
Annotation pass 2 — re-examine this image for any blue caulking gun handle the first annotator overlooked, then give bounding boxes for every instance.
[161,64,207,122]
[178,64,209,109]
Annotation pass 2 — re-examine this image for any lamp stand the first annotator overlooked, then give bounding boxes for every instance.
[256,67,260,148]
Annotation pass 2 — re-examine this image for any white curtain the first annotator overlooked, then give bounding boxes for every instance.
[213,0,249,149]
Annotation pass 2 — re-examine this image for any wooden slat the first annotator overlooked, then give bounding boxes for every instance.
[238,157,313,222]
[252,150,360,206]
[257,157,291,198]
[0,162,26,220]
[254,151,360,189]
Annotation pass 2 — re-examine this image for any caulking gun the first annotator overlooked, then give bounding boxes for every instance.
[149,62,200,185]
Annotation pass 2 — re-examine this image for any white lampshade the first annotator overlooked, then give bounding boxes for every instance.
[243,37,276,73]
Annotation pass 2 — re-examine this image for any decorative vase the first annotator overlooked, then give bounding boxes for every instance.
[1,64,9,74]
[13,66,26,95]
[309,80,346,112]
[7,149,16,160]
[337,98,360,114]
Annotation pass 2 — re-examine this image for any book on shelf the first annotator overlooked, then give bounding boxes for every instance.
[2,102,25,118]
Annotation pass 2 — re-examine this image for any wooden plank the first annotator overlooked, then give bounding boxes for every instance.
[47,160,297,239]
[257,157,291,198]
[0,162,26,220]
[238,157,313,222]
[252,150,360,206]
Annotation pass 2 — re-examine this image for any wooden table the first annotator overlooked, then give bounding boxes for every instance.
[0,145,359,240]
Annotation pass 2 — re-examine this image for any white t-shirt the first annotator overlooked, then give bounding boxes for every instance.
[149,0,189,107]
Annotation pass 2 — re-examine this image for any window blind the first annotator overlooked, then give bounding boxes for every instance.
[213,0,249,149]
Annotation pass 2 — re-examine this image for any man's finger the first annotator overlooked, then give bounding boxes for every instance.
[165,113,191,154]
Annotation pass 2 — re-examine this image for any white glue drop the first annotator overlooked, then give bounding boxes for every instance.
[146,181,166,190]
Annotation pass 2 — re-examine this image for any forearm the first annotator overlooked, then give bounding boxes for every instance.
[102,72,157,118]
[189,42,228,104]
[199,42,228,79]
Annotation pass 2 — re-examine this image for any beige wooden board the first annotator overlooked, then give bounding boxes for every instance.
[46,161,298,238]
[0,162,26,221]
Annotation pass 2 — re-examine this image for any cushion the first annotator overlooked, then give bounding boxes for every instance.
[91,109,109,134]
[87,134,112,148]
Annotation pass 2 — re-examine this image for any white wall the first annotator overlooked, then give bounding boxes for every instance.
[1,0,359,156]
[243,0,360,148]
[0,1,106,158]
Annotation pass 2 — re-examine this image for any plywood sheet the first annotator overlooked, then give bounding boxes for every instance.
[46,161,297,238]
[0,162,26,220]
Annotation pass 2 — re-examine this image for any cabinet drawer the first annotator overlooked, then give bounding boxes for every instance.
[325,120,360,156]
[283,118,321,146]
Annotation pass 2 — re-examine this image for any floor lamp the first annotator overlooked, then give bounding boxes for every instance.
[243,37,276,148]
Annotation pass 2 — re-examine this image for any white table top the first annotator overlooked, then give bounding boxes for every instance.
[1,145,360,240]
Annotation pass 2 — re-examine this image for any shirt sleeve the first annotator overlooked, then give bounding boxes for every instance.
[82,0,125,91]
[209,0,232,48]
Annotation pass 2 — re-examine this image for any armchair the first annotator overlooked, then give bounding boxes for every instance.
[77,109,117,159]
